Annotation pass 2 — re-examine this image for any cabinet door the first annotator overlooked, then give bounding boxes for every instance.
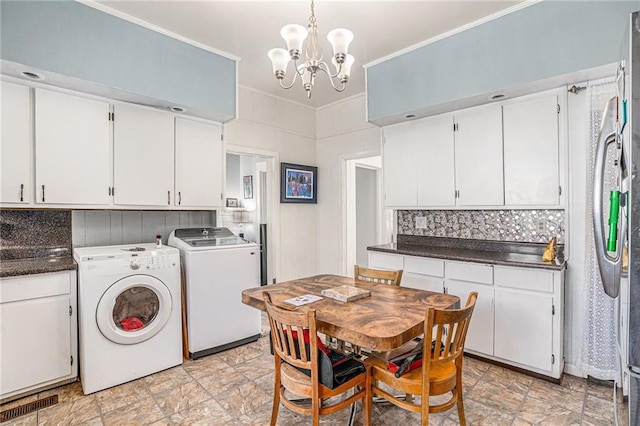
[416,114,456,207]
[1,82,31,203]
[175,118,223,208]
[0,295,71,395]
[503,95,560,205]
[35,88,110,204]
[445,279,494,355]
[454,104,504,206]
[494,288,553,372]
[382,123,418,207]
[113,104,174,206]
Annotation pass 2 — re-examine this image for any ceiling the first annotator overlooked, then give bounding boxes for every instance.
[96,0,523,109]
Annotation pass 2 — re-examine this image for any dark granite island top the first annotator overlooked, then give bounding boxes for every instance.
[368,235,565,271]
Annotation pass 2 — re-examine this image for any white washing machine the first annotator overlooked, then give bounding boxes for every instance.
[168,227,261,359]
[73,243,182,394]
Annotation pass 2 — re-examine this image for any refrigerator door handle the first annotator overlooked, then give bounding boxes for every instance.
[593,96,624,298]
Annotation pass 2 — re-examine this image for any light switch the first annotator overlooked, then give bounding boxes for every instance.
[415,216,427,229]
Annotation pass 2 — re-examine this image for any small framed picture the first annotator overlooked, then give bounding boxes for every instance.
[280,162,317,204]
[243,175,253,199]
[226,198,238,208]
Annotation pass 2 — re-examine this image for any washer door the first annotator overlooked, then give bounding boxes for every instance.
[96,275,173,345]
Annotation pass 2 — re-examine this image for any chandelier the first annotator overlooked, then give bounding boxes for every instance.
[267,0,354,99]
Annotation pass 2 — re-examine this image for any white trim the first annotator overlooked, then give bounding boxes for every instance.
[363,0,540,69]
[315,92,366,112]
[238,84,317,111]
[77,0,241,62]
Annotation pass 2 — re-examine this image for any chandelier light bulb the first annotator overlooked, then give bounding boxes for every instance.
[327,28,354,59]
[280,24,307,59]
[268,48,291,77]
[332,54,355,82]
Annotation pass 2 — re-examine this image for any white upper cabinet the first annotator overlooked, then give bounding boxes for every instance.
[1,81,31,203]
[417,114,456,207]
[383,113,455,208]
[35,88,110,205]
[503,94,560,205]
[113,104,174,206]
[175,118,223,208]
[383,122,419,207]
[453,103,504,206]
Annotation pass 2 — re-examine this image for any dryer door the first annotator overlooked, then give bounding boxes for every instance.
[96,275,173,344]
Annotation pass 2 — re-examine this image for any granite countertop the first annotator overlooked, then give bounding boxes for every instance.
[368,235,565,271]
[1,256,77,278]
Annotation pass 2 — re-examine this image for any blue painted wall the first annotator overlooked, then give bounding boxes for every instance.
[367,1,639,122]
[1,1,236,119]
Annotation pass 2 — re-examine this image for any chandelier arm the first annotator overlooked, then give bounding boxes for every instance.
[317,61,342,79]
[292,57,308,76]
[279,71,299,90]
[316,66,347,92]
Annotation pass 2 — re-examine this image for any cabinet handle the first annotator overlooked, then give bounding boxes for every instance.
[42,185,45,202]
[178,191,182,205]
[168,190,171,205]
[20,184,24,202]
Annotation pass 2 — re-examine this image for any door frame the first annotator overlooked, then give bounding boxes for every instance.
[340,153,387,276]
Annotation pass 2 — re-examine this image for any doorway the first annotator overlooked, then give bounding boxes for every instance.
[224,146,279,286]
[344,155,392,275]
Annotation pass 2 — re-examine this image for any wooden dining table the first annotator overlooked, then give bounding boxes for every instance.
[241,274,460,351]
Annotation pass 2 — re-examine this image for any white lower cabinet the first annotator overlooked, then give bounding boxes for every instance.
[493,265,563,378]
[368,250,564,378]
[0,271,78,400]
[445,261,494,356]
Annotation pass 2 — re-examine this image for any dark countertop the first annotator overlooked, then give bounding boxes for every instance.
[368,235,565,271]
[0,256,77,278]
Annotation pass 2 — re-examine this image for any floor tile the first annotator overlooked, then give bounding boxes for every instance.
[154,381,211,417]
[0,413,37,426]
[101,395,164,426]
[95,379,150,413]
[197,369,251,397]
[168,399,234,425]
[38,381,84,404]
[583,394,615,424]
[144,367,194,395]
[182,354,229,381]
[36,395,100,426]
[213,381,272,416]
[466,378,526,413]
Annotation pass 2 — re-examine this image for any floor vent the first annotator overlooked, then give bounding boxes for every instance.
[0,395,58,422]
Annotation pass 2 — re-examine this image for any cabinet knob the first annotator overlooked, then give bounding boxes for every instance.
[42,185,45,202]
[20,183,24,202]
[167,190,171,205]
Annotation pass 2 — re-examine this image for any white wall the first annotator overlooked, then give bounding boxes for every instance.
[315,94,383,275]
[224,86,317,282]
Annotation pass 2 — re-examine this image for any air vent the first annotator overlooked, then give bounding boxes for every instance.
[0,395,58,422]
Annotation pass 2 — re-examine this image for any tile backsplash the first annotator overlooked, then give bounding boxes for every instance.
[397,209,565,244]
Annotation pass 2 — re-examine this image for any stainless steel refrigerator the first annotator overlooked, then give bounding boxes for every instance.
[593,10,640,425]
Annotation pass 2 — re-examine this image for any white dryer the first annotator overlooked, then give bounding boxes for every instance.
[73,243,182,394]
[169,227,261,359]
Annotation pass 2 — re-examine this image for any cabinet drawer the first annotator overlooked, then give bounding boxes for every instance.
[446,261,493,284]
[368,252,403,271]
[0,272,72,304]
[494,266,554,293]
[403,272,444,293]
[404,256,444,277]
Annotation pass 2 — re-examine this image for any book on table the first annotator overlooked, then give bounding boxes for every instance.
[321,285,371,302]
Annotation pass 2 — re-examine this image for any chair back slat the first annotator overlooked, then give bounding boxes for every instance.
[424,292,477,367]
[354,265,403,286]
[263,292,318,370]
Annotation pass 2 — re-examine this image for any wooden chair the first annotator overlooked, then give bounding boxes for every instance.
[370,292,478,426]
[354,265,403,286]
[263,292,372,426]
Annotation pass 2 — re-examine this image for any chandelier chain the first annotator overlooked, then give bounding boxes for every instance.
[309,0,316,24]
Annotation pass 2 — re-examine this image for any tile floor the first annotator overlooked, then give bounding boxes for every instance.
[1,324,629,425]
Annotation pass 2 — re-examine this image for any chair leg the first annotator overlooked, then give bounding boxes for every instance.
[363,370,372,426]
[456,370,466,426]
[312,397,320,426]
[270,359,281,426]
[421,381,430,426]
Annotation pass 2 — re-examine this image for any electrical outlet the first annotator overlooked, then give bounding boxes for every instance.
[536,219,546,232]
[415,217,427,229]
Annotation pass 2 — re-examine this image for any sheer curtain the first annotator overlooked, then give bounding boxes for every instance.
[579,80,618,380]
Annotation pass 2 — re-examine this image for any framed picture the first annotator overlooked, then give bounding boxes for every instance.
[280,162,317,204]
[226,197,238,208]
[243,175,253,199]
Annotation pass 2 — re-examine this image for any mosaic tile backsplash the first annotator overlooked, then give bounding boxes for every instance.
[397,209,565,244]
